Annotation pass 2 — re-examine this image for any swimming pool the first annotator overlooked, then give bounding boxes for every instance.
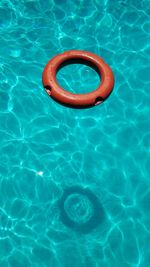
[0,0,150,266]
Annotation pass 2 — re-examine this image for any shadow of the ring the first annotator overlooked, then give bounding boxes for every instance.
[58,185,105,234]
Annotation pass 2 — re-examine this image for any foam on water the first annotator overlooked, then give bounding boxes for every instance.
[0,0,150,266]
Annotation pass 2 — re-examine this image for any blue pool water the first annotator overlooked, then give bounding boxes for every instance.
[0,0,150,266]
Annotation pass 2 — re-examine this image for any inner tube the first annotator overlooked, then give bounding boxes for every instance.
[42,50,114,108]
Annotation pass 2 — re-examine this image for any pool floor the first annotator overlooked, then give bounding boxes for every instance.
[0,0,150,266]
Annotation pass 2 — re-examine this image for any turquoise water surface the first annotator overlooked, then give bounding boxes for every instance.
[0,0,150,266]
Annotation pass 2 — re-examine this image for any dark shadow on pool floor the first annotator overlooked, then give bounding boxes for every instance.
[58,185,105,234]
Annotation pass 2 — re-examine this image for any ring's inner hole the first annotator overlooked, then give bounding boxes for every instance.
[56,58,101,94]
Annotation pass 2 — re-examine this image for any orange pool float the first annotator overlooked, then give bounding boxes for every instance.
[42,50,114,108]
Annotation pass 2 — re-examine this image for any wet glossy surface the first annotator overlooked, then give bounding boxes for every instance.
[0,0,150,266]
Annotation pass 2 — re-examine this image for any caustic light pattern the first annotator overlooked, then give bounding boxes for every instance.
[0,0,150,266]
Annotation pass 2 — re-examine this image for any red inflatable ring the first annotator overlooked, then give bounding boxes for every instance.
[42,50,114,108]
